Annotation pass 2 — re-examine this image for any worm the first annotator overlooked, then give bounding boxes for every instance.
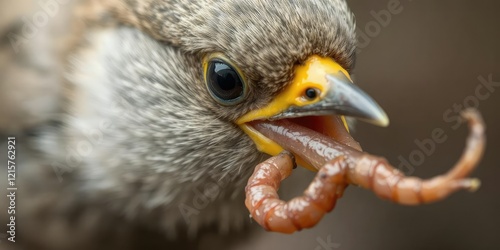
[245,109,485,233]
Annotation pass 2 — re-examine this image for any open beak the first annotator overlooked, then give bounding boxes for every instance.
[237,55,389,171]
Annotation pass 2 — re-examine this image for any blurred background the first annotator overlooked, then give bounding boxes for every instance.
[222,1,500,249]
[1,0,499,250]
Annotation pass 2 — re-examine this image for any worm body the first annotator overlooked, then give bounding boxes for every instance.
[245,109,485,233]
[245,153,348,233]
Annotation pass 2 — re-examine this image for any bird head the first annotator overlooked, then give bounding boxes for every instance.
[112,0,388,164]
[91,0,389,231]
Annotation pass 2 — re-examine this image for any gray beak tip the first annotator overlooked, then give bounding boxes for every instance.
[326,74,390,127]
[367,113,390,127]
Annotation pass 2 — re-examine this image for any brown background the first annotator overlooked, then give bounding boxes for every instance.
[222,1,500,249]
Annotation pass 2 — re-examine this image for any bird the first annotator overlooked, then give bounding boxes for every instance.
[0,0,389,249]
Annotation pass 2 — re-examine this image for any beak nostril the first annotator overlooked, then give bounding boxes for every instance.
[305,88,318,100]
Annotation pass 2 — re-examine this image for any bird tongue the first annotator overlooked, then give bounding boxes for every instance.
[249,116,362,171]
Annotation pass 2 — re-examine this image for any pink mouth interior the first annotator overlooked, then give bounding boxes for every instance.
[249,116,362,170]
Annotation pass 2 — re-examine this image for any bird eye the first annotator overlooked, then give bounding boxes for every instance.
[204,56,247,105]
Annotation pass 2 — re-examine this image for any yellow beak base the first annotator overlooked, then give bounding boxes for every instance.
[238,56,352,172]
[237,56,351,125]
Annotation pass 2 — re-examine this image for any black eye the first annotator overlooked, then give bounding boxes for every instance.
[205,58,246,105]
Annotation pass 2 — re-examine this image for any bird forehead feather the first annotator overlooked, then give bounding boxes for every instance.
[191,0,356,86]
[118,0,356,94]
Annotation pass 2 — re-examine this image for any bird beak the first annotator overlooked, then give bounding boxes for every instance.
[266,73,389,127]
[237,55,389,170]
